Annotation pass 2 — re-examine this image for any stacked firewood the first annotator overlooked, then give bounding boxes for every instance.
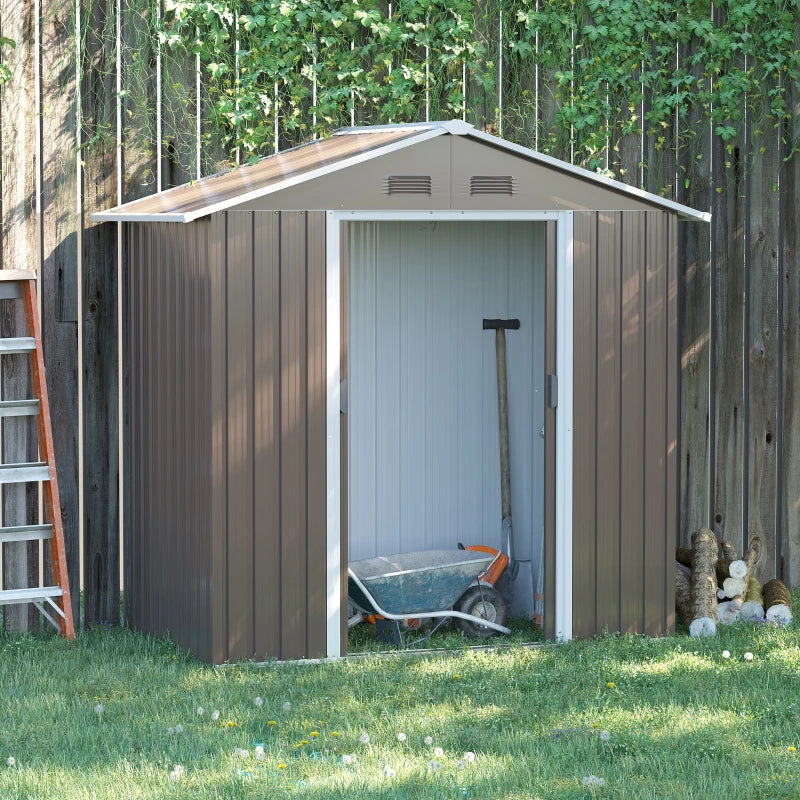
[675,529,793,637]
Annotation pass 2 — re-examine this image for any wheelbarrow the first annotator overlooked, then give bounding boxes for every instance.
[347,548,512,646]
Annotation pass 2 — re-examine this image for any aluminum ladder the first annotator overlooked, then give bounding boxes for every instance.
[0,271,74,639]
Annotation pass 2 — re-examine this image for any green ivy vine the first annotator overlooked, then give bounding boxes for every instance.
[0,35,15,86]
[118,0,800,192]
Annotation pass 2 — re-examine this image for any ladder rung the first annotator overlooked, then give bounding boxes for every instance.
[0,338,36,354]
[0,586,62,606]
[0,524,53,543]
[0,463,51,483]
[0,399,40,417]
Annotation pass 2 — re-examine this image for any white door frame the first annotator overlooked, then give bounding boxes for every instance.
[325,210,574,657]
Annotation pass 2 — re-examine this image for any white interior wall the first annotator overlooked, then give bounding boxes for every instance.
[348,221,546,615]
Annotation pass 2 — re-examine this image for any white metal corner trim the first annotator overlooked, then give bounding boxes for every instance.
[325,214,342,659]
[325,215,343,658]
[554,211,574,641]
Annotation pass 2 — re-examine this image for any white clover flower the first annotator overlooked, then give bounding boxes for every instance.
[174,724,183,734]
[583,775,606,788]
[254,696,264,708]
[396,732,406,742]
[423,735,433,746]
[462,751,476,763]
[722,650,731,659]
[167,727,175,735]
[6,757,15,767]
[383,765,396,778]
[427,760,442,772]
[341,754,356,765]
[744,651,754,661]
[456,760,465,770]
[211,709,220,721]
[196,706,205,716]
[234,747,249,759]
[169,764,185,781]
[282,701,292,712]
[359,733,370,744]
[94,703,104,716]
[599,730,611,742]
[255,746,266,761]
[433,746,444,758]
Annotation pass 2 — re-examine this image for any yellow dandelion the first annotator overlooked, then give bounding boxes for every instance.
[789,746,797,752]
[331,731,340,737]
[453,674,461,679]
[592,723,599,728]
[301,739,309,745]
[310,731,319,738]
[278,763,287,770]
[268,720,277,726]
[606,682,616,688]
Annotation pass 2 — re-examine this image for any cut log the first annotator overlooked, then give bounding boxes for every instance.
[727,537,764,608]
[728,537,763,580]
[715,558,735,585]
[717,588,727,600]
[717,601,740,625]
[689,617,717,637]
[722,576,747,599]
[740,578,765,622]
[689,528,718,637]
[675,566,692,627]
[763,579,793,627]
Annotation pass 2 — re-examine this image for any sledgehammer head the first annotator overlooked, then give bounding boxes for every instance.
[483,318,520,330]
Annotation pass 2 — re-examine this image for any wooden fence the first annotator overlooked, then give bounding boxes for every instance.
[0,0,798,629]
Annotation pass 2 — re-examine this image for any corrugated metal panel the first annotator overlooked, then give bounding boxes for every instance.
[644,212,669,637]
[571,210,678,638]
[595,213,622,634]
[99,131,424,219]
[620,212,646,633]
[126,211,327,663]
[571,211,597,638]
[126,220,214,660]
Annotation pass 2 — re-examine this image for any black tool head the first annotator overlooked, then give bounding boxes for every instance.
[482,318,521,330]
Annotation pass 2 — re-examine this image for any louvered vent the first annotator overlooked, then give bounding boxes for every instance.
[470,175,515,195]
[386,175,432,195]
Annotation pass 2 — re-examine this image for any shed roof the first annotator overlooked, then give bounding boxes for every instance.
[94,120,710,223]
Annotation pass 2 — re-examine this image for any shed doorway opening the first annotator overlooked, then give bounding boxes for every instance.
[345,220,547,635]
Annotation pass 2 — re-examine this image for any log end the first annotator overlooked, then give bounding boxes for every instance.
[722,576,747,599]
[689,617,717,638]
[740,601,766,623]
[728,560,748,580]
[765,603,793,627]
[717,601,740,625]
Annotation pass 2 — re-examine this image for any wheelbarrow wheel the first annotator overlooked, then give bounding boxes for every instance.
[454,585,507,638]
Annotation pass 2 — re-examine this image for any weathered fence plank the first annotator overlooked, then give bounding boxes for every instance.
[0,0,40,632]
[747,118,781,582]
[677,45,712,547]
[711,129,746,554]
[782,78,800,586]
[41,0,81,623]
[81,0,119,626]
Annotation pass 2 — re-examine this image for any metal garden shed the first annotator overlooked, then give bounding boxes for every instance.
[95,120,710,664]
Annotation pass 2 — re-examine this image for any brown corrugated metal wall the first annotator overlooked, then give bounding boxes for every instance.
[126,211,327,663]
[572,210,678,638]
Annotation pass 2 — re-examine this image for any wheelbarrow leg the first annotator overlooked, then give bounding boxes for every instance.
[374,618,403,646]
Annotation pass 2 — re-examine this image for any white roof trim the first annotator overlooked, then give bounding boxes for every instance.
[92,127,447,223]
[464,126,711,222]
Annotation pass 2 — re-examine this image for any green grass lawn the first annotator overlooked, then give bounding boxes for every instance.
[1,609,799,799]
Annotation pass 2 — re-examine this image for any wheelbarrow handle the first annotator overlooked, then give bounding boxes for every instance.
[482,318,520,330]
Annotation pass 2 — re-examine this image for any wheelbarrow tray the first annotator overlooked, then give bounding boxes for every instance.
[348,549,493,616]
